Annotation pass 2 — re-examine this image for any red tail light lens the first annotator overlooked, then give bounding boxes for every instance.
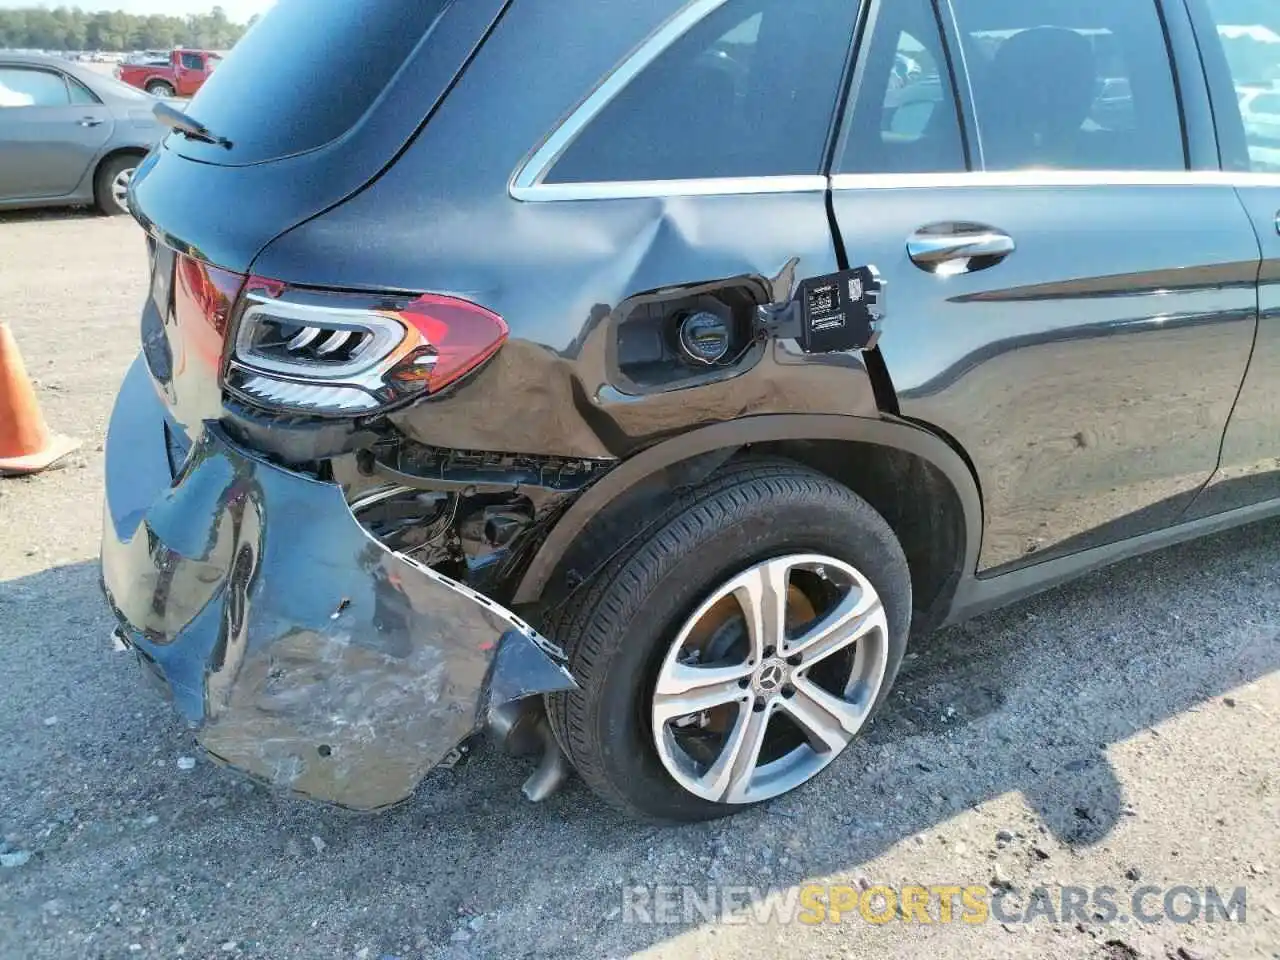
[176,254,245,337]
[223,279,507,417]
[389,294,509,395]
[172,254,246,373]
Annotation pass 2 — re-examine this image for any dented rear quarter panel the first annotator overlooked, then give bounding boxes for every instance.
[249,0,880,459]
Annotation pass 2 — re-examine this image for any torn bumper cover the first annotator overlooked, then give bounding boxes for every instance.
[100,358,575,811]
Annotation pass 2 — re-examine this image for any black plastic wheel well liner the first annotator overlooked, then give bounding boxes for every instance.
[513,414,983,627]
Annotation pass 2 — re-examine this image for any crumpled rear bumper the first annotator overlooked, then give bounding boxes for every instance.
[101,357,575,811]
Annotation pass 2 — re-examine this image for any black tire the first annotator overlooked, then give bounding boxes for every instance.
[544,457,912,822]
[94,154,137,216]
[145,81,175,97]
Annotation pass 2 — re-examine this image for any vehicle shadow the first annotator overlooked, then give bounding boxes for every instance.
[2,515,1277,957]
[0,208,101,225]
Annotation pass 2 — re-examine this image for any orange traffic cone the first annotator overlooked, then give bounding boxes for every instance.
[0,320,80,476]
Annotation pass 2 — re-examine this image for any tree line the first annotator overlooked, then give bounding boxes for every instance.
[0,5,255,52]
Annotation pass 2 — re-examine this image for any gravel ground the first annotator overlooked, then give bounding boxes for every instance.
[0,209,1278,960]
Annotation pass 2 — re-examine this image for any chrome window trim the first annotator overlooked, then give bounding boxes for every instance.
[829,170,1280,190]
[1236,173,1280,189]
[510,0,1280,204]
[938,0,984,170]
[518,170,1280,205]
[516,176,829,202]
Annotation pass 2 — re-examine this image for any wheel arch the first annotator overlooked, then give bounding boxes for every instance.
[93,146,148,181]
[513,414,984,630]
[90,147,148,210]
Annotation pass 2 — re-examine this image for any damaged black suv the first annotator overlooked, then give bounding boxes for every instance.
[104,0,1280,821]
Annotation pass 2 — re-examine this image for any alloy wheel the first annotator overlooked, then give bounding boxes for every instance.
[111,167,135,213]
[651,553,889,805]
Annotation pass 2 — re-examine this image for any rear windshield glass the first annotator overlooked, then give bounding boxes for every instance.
[180,0,452,163]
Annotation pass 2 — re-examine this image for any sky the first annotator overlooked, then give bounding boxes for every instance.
[0,0,274,23]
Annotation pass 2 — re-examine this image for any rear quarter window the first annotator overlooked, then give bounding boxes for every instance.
[179,0,453,164]
[543,0,858,184]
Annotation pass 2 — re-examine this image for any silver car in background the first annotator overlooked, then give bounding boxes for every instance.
[0,54,166,215]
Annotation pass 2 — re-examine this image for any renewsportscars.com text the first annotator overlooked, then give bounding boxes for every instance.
[621,884,1248,927]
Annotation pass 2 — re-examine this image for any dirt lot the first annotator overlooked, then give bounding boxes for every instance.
[0,210,1277,960]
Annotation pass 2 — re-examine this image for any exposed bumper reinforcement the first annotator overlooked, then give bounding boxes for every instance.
[101,357,575,811]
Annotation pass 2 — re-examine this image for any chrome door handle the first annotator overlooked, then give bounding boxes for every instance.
[78,117,105,127]
[908,225,1015,274]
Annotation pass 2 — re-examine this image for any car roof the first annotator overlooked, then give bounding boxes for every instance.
[0,52,75,68]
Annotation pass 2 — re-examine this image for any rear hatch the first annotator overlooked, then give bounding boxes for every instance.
[130,0,508,273]
[129,0,510,432]
[168,2,456,169]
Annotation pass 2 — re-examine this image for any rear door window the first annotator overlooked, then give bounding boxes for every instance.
[1252,91,1280,117]
[68,77,99,105]
[544,0,858,184]
[837,0,967,174]
[950,0,1187,171]
[1200,1,1280,171]
[180,53,204,71]
[0,67,70,108]
[179,0,453,164]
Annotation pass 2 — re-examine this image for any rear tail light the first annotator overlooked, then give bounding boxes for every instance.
[222,278,507,417]
[176,253,243,338]
[170,253,246,373]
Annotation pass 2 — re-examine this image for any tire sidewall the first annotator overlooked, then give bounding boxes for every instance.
[569,482,910,821]
[95,157,135,216]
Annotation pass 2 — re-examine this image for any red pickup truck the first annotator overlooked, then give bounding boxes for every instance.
[116,49,222,98]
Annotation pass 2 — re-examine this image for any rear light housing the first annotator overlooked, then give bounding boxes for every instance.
[222,278,508,417]
[176,253,243,340]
